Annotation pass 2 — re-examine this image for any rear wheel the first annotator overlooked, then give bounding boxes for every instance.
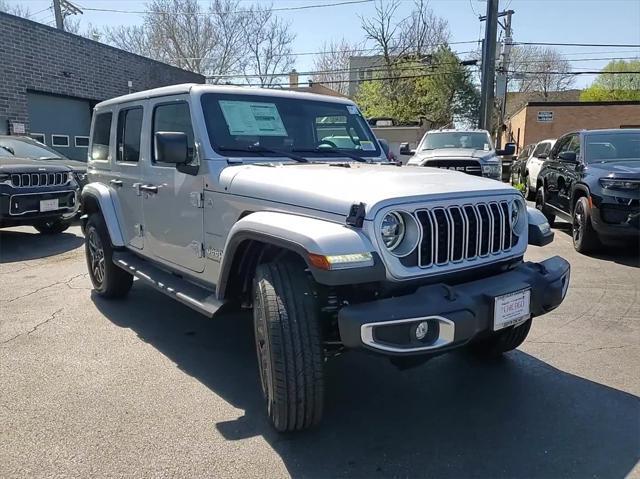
[572,197,601,254]
[252,259,324,432]
[470,318,532,358]
[34,218,71,234]
[85,214,133,298]
[535,186,555,227]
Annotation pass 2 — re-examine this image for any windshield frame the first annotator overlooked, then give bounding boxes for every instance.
[419,131,494,152]
[199,92,384,162]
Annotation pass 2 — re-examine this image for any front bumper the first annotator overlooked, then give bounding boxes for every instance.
[591,196,639,238]
[338,256,570,356]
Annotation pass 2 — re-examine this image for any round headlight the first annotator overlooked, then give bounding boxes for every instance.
[510,198,526,235]
[380,212,405,251]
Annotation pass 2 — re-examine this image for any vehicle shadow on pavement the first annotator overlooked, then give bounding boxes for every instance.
[93,284,640,479]
[0,229,84,263]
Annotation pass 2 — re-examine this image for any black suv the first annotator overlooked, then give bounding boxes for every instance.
[535,129,640,253]
[0,149,80,234]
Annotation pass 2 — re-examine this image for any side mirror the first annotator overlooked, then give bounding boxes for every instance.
[496,142,516,156]
[527,207,554,247]
[399,142,415,156]
[558,151,577,162]
[155,131,188,164]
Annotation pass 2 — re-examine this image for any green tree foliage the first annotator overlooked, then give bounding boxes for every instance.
[355,47,479,126]
[580,60,640,101]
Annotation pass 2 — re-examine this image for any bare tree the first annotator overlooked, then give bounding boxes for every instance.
[101,0,248,80]
[399,0,450,57]
[241,4,295,87]
[360,0,402,72]
[0,0,31,18]
[311,39,361,95]
[509,46,575,98]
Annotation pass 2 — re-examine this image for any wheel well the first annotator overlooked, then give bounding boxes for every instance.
[223,239,307,304]
[572,188,589,213]
[82,194,100,216]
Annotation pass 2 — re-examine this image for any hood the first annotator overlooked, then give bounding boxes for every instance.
[31,157,87,172]
[588,159,640,177]
[220,162,516,218]
[0,157,73,172]
[409,148,497,164]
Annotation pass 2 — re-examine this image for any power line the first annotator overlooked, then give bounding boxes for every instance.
[507,70,640,75]
[204,56,639,80]
[80,0,374,15]
[510,41,640,48]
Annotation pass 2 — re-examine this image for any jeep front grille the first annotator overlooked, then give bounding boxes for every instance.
[10,172,69,188]
[415,200,513,267]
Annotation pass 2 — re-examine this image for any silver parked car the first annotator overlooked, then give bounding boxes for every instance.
[81,84,569,432]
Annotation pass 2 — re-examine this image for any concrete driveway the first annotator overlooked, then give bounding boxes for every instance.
[1,224,638,478]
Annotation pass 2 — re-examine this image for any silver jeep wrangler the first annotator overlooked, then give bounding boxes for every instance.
[81,84,570,432]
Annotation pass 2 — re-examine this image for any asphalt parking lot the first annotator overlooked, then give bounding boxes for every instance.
[1,222,639,478]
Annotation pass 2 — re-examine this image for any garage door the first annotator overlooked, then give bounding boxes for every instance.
[27,91,93,161]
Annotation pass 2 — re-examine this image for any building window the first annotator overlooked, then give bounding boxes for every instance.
[75,136,90,148]
[91,112,113,161]
[117,107,143,162]
[30,133,45,144]
[51,135,69,147]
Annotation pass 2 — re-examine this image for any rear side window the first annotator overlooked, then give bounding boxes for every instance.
[152,102,194,164]
[532,142,549,158]
[91,112,112,161]
[117,107,143,162]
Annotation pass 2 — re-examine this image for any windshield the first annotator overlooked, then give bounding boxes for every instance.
[585,132,640,163]
[422,132,493,151]
[0,137,67,160]
[201,93,381,159]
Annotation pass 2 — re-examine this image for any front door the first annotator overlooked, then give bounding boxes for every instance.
[142,97,205,273]
[112,105,145,249]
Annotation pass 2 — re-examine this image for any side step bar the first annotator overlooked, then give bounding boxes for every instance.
[112,251,224,318]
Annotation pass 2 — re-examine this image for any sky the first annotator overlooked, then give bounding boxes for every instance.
[14,0,640,89]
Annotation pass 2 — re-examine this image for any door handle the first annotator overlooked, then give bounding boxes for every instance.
[140,184,158,194]
[109,179,123,187]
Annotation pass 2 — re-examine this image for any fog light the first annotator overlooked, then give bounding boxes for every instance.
[414,321,429,340]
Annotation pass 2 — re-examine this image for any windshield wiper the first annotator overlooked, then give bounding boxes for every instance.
[217,145,308,163]
[293,147,367,163]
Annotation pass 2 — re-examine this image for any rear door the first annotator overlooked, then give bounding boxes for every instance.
[111,104,145,250]
[546,135,572,209]
[142,97,205,273]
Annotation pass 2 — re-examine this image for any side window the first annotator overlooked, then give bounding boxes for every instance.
[91,112,112,161]
[117,107,143,162]
[152,102,195,164]
[552,136,571,158]
[532,142,547,158]
[568,135,581,156]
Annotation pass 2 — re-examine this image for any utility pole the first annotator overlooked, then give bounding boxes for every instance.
[478,0,499,130]
[51,0,83,31]
[495,9,514,147]
[52,0,64,30]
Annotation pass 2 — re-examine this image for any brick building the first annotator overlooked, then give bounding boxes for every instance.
[502,100,640,152]
[0,12,204,160]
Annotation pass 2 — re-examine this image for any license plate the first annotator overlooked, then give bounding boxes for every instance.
[493,289,531,331]
[39,199,59,212]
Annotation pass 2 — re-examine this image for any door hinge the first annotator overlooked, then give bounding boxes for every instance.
[134,223,144,237]
[190,192,204,208]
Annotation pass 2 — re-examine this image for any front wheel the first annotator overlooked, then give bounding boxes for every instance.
[470,318,532,358]
[572,197,601,254]
[253,259,324,432]
[34,218,71,234]
[85,214,133,298]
